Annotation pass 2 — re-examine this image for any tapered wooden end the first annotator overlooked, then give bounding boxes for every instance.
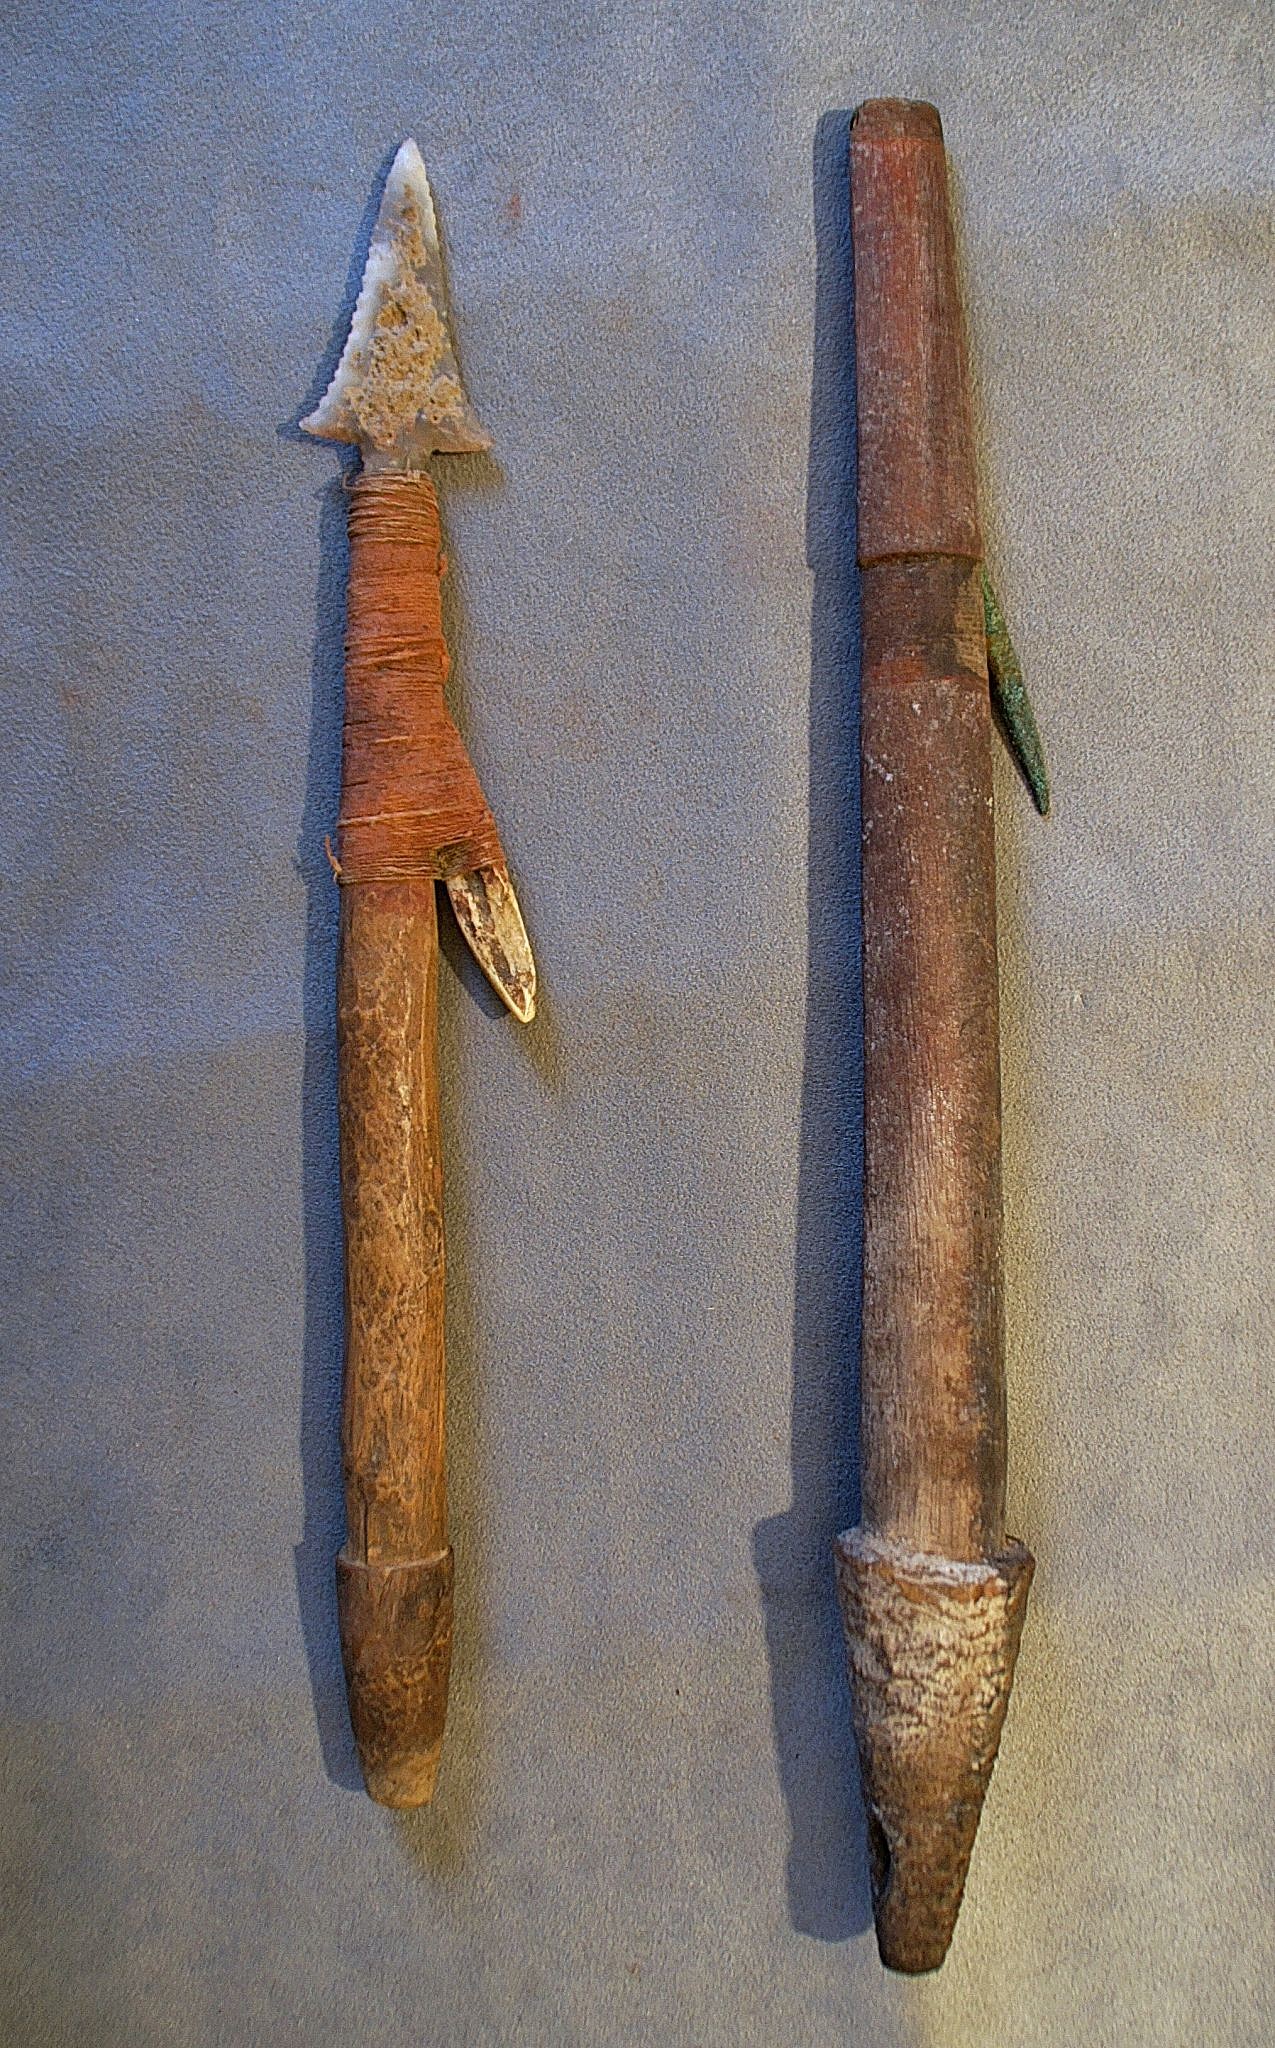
[336,1548,454,1808]
[834,1531,1033,1973]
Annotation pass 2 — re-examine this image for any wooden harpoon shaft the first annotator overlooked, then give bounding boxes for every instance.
[856,105,1003,1558]
[834,99,1034,1976]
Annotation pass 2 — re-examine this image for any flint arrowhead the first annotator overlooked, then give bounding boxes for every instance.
[302,139,491,462]
[834,1529,1034,1973]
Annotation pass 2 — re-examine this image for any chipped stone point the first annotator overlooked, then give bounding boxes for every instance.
[302,139,491,460]
[835,1529,1034,1974]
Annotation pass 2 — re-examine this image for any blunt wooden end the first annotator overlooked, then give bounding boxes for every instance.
[852,97,943,143]
[834,1531,1033,1973]
[336,1548,454,1808]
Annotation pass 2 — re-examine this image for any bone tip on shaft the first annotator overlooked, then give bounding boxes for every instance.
[835,1533,1034,1975]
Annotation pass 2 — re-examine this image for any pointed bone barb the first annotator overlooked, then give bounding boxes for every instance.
[446,861,537,1022]
[834,1530,1034,1973]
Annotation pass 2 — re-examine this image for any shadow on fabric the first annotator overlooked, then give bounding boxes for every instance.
[292,470,364,1791]
[752,109,871,1942]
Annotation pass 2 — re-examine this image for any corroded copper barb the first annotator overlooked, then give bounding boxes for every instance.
[836,98,1034,1972]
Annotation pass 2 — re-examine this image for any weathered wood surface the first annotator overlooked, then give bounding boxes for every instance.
[837,97,1034,1973]
[332,474,478,1808]
[337,877,453,1806]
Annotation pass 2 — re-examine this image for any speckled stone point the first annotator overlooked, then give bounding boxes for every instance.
[836,98,1034,1972]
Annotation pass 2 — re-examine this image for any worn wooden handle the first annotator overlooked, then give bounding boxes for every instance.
[858,554,1005,1561]
[852,99,1006,1568]
[850,98,981,567]
[332,469,498,1806]
[834,100,1034,1973]
[336,876,451,1807]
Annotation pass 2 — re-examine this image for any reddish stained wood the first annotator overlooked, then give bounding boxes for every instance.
[837,99,1034,1974]
[854,98,1005,1567]
[859,556,1006,1562]
[852,99,981,565]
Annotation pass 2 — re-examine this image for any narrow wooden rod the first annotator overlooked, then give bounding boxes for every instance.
[852,98,1006,1564]
[332,479,464,1808]
[337,878,448,1570]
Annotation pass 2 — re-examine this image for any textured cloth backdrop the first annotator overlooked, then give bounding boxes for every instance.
[1,3,1271,2044]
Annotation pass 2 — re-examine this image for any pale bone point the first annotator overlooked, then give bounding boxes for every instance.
[446,861,537,1023]
[834,1527,1034,1973]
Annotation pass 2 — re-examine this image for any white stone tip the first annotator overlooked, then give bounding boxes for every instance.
[387,139,438,246]
[301,139,490,457]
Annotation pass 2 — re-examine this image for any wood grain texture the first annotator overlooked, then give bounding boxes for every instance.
[330,468,512,1806]
[336,869,452,1806]
[851,98,981,565]
[859,556,1005,1562]
[339,880,447,1563]
[835,99,1034,1972]
[336,1549,453,1808]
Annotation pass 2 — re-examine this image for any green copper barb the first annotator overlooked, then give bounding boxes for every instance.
[981,567,1050,817]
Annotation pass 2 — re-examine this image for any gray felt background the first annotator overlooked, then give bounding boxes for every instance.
[2,2,1272,2043]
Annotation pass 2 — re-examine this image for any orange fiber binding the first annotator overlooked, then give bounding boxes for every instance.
[337,471,505,884]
